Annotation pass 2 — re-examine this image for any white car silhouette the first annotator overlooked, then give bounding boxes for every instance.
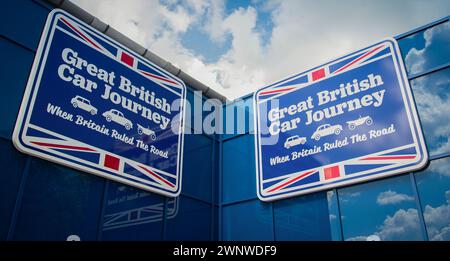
[284,135,307,149]
[347,115,373,130]
[137,124,156,140]
[71,95,97,115]
[311,124,343,141]
[102,109,133,130]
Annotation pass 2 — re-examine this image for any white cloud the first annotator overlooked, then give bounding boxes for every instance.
[346,208,422,241]
[376,190,414,205]
[202,0,227,44]
[405,22,450,75]
[426,157,450,178]
[73,0,450,100]
[346,235,368,241]
[423,190,450,241]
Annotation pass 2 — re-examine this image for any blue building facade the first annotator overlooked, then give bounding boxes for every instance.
[1,0,449,241]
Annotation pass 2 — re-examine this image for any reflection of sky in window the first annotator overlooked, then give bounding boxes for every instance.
[415,157,450,241]
[327,190,343,240]
[338,175,424,241]
[410,68,450,157]
[400,21,450,76]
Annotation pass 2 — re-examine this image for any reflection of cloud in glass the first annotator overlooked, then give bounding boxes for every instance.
[410,69,450,156]
[376,190,414,205]
[423,190,450,241]
[426,157,450,177]
[377,208,421,240]
[405,22,450,75]
[346,208,421,241]
[338,191,361,203]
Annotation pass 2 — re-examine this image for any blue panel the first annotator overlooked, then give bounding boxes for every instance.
[398,21,450,77]
[222,96,254,140]
[100,181,164,240]
[338,174,425,241]
[185,89,220,138]
[222,200,274,241]
[410,68,450,157]
[182,134,212,202]
[13,158,105,240]
[222,134,257,204]
[213,206,218,240]
[165,196,211,240]
[0,139,27,240]
[0,0,50,50]
[212,140,219,206]
[273,192,332,240]
[415,157,450,241]
[0,39,35,140]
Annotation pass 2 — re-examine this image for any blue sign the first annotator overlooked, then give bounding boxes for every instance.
[13,10,186,197]
[254,39,428,201]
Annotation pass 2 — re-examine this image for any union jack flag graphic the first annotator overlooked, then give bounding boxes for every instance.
[257,42,390,101]
[262,145,418,195]
[57,16,184,94]
[102,189,178,231]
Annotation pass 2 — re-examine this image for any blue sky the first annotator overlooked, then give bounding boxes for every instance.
[73,0,450,99]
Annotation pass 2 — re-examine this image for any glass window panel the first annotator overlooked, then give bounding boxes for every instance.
[399,21,450,76]
[13,158,105,240]
[273,192,332,240]
[100,181,164,240]
[327,190,343,241]
[415,157,450,241]
[165,196,211,240]
[338,175,425,241]
[410,68,450,156]
[222,200,274,241]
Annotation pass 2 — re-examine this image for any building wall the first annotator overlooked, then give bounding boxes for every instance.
[0,0,218,241]
[219,16,450,241]
[0,0,449,241]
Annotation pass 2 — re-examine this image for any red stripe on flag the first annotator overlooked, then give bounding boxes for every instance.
[362,155,416,160]
[120,52,135,67]
[60,17,102,51]
[139,165,175,188]
[334,44,385,74]
[140,71,178,86]
[311,68,326,81]
[31,141,95,152]
[324,165,340,180]
[267,170,316,193]
[104,154,120,171]
[260,87,295,96]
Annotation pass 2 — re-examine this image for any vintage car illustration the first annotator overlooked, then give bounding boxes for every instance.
[70,95,97,115]
[284,135,307,149]
[347,115,373,130]
[137,124,157,140]
[311,124,343,141]
[102,109,133,130]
